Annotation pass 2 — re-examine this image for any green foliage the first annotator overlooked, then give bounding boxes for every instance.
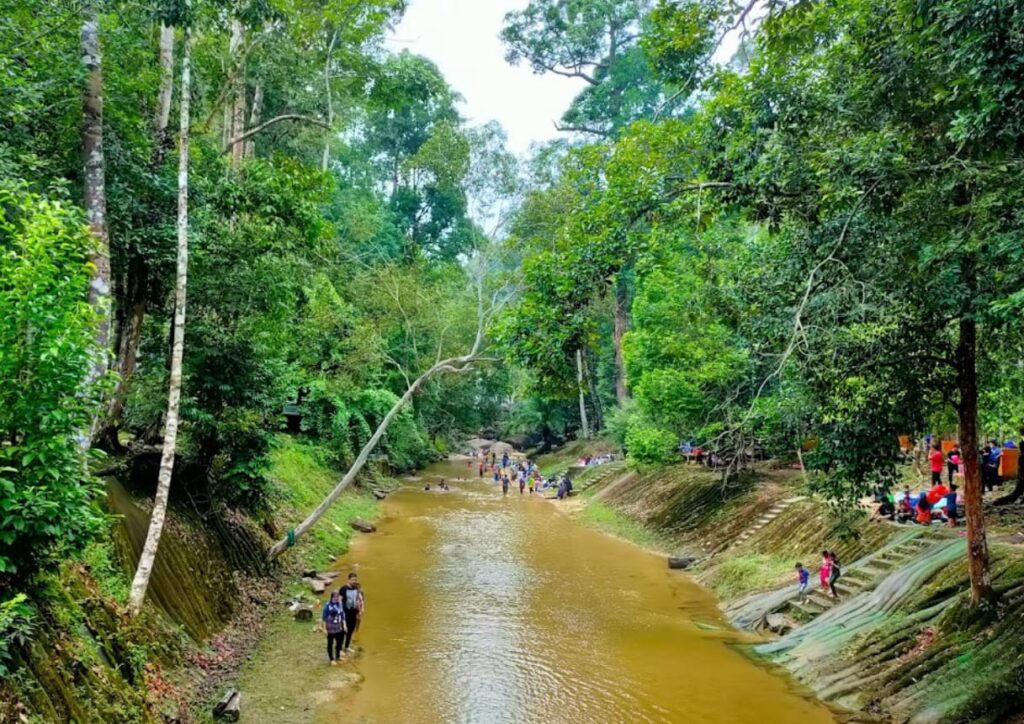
[624,421,677,466]
[0,185,104,578]
[0,593,35,676]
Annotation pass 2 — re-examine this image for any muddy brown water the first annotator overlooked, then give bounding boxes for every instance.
[323,458,836,723]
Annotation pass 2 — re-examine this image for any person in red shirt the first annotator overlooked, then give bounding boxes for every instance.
[929,443,944,486]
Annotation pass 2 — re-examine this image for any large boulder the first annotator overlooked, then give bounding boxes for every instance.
[292,605,314,621]
[350,518,376,533]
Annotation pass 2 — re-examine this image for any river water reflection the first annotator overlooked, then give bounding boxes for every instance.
[323,458,836,723]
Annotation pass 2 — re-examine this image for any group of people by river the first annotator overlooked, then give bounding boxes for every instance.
[794,550,843,600]
[470,449,575,499]
[320,572,365,664]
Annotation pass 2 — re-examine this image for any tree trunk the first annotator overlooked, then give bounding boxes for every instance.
[584,351,603,432]
[227,18,246,167]
[154,22,175,160]
[957,316,994,606]
[267,352,485,560]
[613,276,629,405]
[81,1,111,418]
[97,256,147,448]
[576,349,590,440]
[245,82,263,159]
[128,27,191,616]
[321,28,338,172]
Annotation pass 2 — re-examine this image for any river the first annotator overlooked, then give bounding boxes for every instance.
[320,458,836,723]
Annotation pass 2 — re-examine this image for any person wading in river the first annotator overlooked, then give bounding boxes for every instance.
[338,573,364,656]
[321,590,346,665]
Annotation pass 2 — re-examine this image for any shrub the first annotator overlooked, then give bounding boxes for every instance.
[625,421,678,466]
[0,185,105,579]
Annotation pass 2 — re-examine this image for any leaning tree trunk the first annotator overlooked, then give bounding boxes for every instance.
[957,315,994,606]
[613,275,629,405]
[576,349,590,440]
[129,26,190,616]
[81,1,111,425]
[267,351,486,560]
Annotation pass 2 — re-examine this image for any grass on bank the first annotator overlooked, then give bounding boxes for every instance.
[579,501,663,549]
[698,553,796,600]
[266,435,379,572]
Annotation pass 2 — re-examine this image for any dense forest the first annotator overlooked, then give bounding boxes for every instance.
[3,0,1024,718]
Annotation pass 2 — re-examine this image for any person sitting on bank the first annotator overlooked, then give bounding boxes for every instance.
[871,493,896,522]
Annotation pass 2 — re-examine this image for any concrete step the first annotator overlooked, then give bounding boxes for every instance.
[790,599,826,616]
[835,580,861,595]
[808,590,834,607]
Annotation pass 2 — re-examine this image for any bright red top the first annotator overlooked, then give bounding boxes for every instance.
[929,449,944,473]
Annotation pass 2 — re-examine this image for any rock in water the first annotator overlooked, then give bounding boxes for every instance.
[293,605,314,621]
[350,518,376,533]
[373,489,387,500]
[668,556,695,570]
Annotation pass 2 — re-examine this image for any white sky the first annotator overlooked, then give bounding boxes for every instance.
[387,0,585,156]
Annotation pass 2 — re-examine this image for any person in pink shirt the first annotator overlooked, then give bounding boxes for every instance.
[819,550,832,591]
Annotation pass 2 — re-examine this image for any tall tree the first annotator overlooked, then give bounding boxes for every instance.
[129,20,190,615]
[80,0,111,431]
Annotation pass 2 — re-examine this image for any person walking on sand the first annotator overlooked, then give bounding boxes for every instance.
[338,573,364,656]
[819,550,832,592]
[321,591,346,665]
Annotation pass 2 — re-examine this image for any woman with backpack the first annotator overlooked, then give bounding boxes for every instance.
[321,590,346,665]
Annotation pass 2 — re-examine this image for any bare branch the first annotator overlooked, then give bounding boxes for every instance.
[222,114,329,152]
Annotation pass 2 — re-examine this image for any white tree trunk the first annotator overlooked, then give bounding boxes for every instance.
[81,0,111,438]
[227,18,246,167]
[245,82,263,159]
[267,352,486,560]
[154,22,175,147]
[129,26,190,616]
[577,349,590,440]
[321,28,338,172]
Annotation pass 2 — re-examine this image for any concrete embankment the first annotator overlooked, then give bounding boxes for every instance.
[569,459,1024,723]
